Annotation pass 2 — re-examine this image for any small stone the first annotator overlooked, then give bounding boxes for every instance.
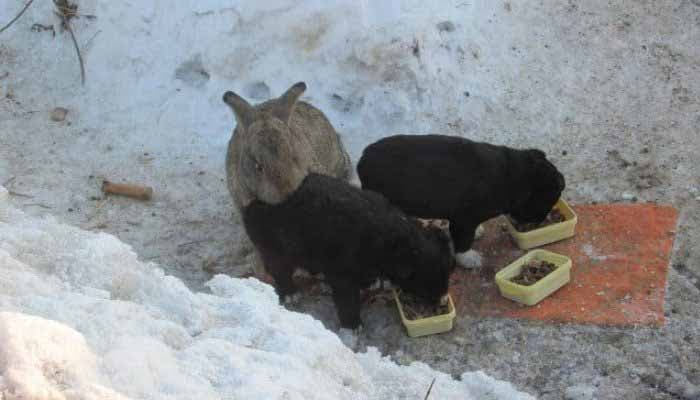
[50,107,68,122]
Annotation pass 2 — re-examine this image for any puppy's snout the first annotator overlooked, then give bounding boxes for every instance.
[439,294,449,306]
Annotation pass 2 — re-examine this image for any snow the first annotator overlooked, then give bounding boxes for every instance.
[0,0,570,175]
[456,250,483,269]
[0,188,532,399]
[0,312,129,400]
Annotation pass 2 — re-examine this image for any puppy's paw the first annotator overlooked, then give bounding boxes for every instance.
[348,175,362,188]
[337,326,363,349]
[455,249,483,269]
[474,224,485,240]
[417,218,450,231]
[282,292,302,305]
[367,278,382,291]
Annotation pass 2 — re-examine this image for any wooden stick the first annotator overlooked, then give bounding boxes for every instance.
[101,180,153,201]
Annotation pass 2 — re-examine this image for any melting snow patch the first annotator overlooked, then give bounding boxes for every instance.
[581,243,609,262]
[456,249,484,268]
[0,187,533,399]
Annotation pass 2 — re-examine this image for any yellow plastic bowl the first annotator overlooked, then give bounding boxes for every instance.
[495,249,572,306]
[393,290,456,338]
[505,199,577,250]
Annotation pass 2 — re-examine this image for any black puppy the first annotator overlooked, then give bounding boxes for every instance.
[242,172,455,329]
[357,134,565,257]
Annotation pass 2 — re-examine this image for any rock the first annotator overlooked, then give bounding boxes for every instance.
[50,107,68,122]
[621,192,637,201]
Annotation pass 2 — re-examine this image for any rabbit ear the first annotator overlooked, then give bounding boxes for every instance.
[223,91,255,126]
[274,82,306,122]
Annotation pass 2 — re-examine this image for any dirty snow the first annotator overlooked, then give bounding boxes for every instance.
[0,187,532,399]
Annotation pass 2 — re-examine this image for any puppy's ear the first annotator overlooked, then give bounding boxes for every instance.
[526,148,547,161]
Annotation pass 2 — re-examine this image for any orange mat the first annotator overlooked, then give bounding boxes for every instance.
[450,204,679,327]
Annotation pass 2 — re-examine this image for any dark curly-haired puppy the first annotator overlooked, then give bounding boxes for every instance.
[242,173,455,329]
[357,134,565,260]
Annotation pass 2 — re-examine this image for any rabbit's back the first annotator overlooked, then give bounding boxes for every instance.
[289,101,352,181]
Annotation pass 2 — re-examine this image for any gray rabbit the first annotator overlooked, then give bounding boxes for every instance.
[223,82,352,209]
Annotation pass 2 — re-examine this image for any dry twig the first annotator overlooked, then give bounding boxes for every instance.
[0,0,36,35]
[177,240,208,248]
[7,190,33,198]
[24,203,52,209]
[53,0,85,85]
[424,377,436,400]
